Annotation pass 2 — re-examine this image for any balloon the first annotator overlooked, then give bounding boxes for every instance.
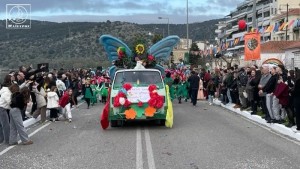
[238,20,247,30]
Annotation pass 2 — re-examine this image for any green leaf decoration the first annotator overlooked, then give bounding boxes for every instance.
[132,105,144,117]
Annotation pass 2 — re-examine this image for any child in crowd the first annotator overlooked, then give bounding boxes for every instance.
[82,79,94,109]
[59,89,75,122]
[207,79,216,105]
[47,86,59,122]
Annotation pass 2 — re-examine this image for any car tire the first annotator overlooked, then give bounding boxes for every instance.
[110,120,118,127]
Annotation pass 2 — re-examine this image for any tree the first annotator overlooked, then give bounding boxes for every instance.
[152,34,163,44]
[189,42,200,66]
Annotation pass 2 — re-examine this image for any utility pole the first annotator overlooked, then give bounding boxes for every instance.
[286,3,289,41]
[252,0,257,30]
[187,0,189,50]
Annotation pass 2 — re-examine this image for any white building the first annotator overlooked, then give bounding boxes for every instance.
[215,0,299,57]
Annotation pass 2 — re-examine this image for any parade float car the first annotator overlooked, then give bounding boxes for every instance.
[109,69,168,127]
[99,34,179,129]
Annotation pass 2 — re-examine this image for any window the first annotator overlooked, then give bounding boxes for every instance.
[264,11,270,17]
[271,8,273,14]
[113,71,163,89]
[248,17,252,22]
[275,8,277,14]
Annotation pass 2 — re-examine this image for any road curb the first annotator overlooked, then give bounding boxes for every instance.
[213,100,300,141]
[23,111,50,128]
[23,96,84,128]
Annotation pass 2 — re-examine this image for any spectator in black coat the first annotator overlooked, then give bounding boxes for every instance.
[188,71,200,106]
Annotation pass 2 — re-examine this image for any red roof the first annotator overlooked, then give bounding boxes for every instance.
[272,8,300,20]
[261,41,300,53]
[284,42,300,50]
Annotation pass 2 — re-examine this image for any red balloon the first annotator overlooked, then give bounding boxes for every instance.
[238,20,247,30]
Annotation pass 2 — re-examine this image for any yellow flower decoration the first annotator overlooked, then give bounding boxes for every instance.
[135,44,145,55]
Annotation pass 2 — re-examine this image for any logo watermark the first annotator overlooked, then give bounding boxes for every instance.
[6,4,31,29]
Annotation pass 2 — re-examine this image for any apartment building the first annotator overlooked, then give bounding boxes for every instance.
[215,0,299,56]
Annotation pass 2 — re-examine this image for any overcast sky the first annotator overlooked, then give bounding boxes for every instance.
[0,0,243,24]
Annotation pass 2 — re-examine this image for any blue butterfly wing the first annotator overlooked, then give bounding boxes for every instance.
[154,65,165,77]
[148,36,180,60]
[109,66,117,80]
[99,35,132,61]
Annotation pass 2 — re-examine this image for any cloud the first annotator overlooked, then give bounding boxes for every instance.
[0,0,238,23]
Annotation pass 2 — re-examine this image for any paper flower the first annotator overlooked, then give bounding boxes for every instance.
[125,108,136,119]
[148,55,155,61]
[119,97,125,105]
[148,84,157,93]
[123,83,132,91]
[117,47,126,58]
[124,99,131,108]
[145,106,156,117]
[138,101,143,107]
[135,44,145,55]
[113,95,121,107]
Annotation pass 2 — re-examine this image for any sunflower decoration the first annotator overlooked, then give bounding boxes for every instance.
[135,44,145,55]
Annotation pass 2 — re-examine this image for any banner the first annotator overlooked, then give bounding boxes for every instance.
[244,32,261,61]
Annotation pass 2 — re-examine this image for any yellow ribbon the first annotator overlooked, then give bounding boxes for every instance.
[165,85,174,128]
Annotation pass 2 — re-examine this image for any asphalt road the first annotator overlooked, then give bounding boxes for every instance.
[1,101,300,169]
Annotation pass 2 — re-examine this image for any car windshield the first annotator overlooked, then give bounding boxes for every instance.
[113,71,164,89]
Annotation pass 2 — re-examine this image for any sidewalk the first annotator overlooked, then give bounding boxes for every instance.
[213,99,300,142]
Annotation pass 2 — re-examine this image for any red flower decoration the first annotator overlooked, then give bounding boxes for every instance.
[123,83,132,91]
[148,84,157,93]
[148,55,155,61]
[156,100,164,109]
[118,92,126,98]
[138,101,143,107]
[113,95,121,107]
[148,98,157,107]
[124,99,131,108]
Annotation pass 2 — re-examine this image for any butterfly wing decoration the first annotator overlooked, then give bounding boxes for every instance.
[147,35,180,60]
[108,66,116,80]
[99,35,132,62]
[148,36,180,76]
[99,35,132,79]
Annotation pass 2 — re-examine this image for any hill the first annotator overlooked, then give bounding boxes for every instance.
[0,19,221,69]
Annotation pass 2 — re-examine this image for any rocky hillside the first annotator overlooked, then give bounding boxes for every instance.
[0,19,221,69]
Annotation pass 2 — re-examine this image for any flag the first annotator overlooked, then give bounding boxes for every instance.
[259,27,265,34]
[265,26,271,33]
[288,20,295,28]
[244,32,261,61]
[273,23,279,32]
[283,22,289,30]
[279,22,286,31]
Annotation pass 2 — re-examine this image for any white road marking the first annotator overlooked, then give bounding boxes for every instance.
[0,123,51,156]
[136,128,143,169]
[0,102,84,156]
[145,129,156,169]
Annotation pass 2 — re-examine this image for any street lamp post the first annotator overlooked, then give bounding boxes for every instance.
[187,0,189,50]
[158,17,170,36]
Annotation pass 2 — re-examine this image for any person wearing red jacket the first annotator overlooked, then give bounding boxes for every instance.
[273,76,289,124]
[59,89,75,122]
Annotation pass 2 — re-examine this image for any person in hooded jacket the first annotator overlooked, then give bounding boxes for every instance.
[47,86,59,122]
[0,75,12,145]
